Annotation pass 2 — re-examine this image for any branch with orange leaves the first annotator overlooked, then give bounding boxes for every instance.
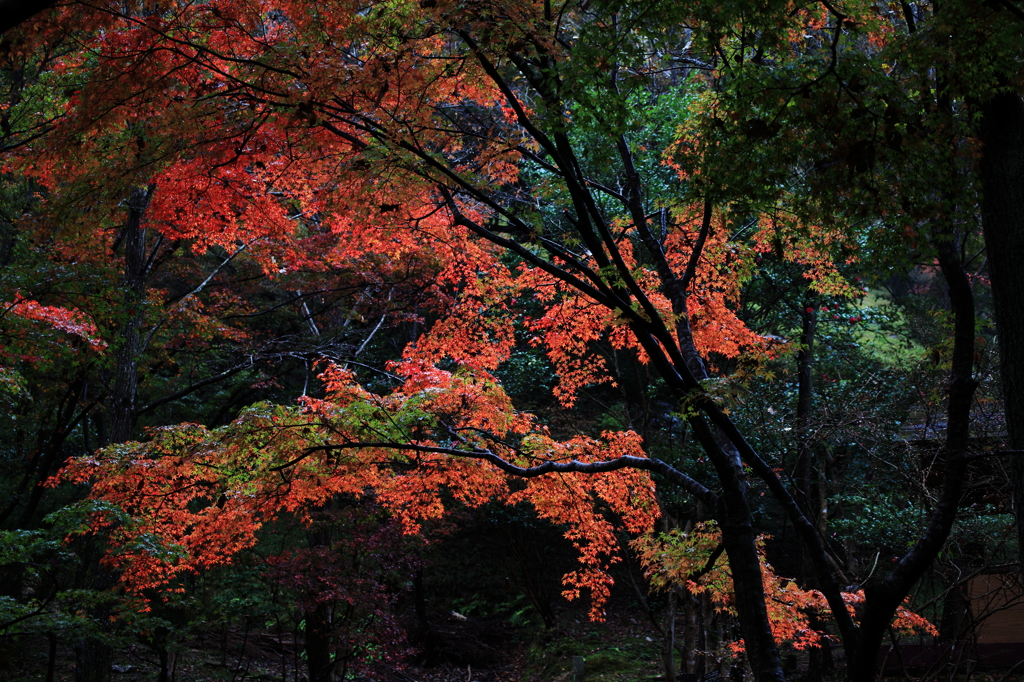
[280,440,719,509]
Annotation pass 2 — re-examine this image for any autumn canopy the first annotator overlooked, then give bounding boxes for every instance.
[1,1,1022,681]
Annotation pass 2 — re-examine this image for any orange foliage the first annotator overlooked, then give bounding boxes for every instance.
[18,0,906,644]
[6,293,107,351]
[633,522,937,655]
[58,362,658,618]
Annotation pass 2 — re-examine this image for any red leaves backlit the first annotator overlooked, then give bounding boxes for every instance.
[6,294,107,351]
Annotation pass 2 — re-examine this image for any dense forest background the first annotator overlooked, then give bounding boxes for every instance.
[1,1,1023,682]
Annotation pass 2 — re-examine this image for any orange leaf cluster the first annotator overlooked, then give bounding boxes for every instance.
[59,361,658,618]
[633,522,937,654]
[6,294,107,351]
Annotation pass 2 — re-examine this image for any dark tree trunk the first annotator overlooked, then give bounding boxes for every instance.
[74,186,153,682]
[304,597,335,682]
[794,296,817,519]
[793,300,834,680]
[108,185,154,444]
[673,300,787,682]
[717,491,785,682]
[2,375,90,527]
[72,533,117,682]
[304,510,336,682]
[74,636,112,682]
[45,632,57,682]
[806,614,833,681]
[413,568,428,628]
[978,91,1024,577]
[847,222,977,682]
[157,647,176,682]
[662,589,677,682]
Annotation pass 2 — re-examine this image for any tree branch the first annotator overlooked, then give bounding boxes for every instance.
[292,441,719,508]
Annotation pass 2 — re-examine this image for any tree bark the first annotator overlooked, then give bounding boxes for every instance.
[794,296,817,520]
[663,290,786,682]
[304,601,336,682]
[74,637,112,682]
[663,590,677,682]
[74,186,153,682]
[847,222,977,682]
[108,185,153,444]
[305,509,337,682]
[72,536,116,682]
[978,91,1024,577]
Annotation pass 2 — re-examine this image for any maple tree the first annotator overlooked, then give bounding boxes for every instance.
[1,1,1021,681]
[0,14,454,678]
[633,522,937,669]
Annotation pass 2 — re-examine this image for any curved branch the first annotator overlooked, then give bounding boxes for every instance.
[295,441,719,508]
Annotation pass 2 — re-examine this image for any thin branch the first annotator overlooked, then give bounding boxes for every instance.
[142,242,250,353]
[353,314,386,358]
[134,364,249,417]
[680,199,713,291]
[997,0,1024,24]
[162,242,250,308]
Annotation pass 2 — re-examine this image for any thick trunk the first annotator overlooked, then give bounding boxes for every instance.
[794,299,834,679]
[662,590,677,682]
[305,510,336,682]
[156,647,176,682]
[75,186,153,682]
[72,534,117,682]
[806,613,833,680]
[74,638,112,682]
[305,597,335,682]
[978,91,1024,576]
[45,632,57,682]
[693,417,785,682]
[413,568,428,628]
[108,185,153,444]
[717,498,785,682]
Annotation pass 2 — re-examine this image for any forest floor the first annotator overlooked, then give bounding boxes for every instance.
[0,608,663,682]
[4,610,1024,682]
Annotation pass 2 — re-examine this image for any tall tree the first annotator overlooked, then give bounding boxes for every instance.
[5,1,1017,681]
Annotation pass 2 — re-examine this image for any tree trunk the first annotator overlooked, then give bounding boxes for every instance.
[74,636,112,682]
[847,221,977,682]
[75,186,153,682]
[794,295,817,520]
[305,600,335,682]
[674,305,787,682]
[45,632,57,682]
[305,508,336,682]
[663,590,677,682]
[718,503,785,682]
[157,647,176,682]
[72,532,117,682]
[108,185,153,443]
[795,298,834,681]
[978,91,1024,577]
